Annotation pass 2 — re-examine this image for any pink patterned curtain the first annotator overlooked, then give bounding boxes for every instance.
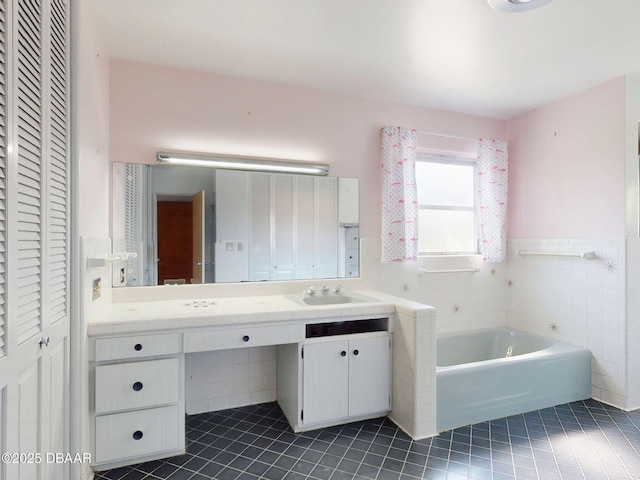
[477,139,508,262]
[380,126,418,263]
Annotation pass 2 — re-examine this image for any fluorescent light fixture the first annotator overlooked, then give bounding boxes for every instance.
[488,0,552,12]
[156,152,330,176]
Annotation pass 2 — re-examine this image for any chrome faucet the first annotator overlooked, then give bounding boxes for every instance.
[307,286,317,297]
[321,285,330,296]
[333,284,343,295]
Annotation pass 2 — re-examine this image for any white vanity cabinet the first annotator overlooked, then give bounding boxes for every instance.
[302,333,391,424]
[90,332,185,471]
[277,318,392,432]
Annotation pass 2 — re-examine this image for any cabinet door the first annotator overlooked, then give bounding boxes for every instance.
[272,174,294,280]
[249,173,272,280]
[302,340,349,425]
[294,176,316,278]
[348,335,391,417]
[315,177,338,278]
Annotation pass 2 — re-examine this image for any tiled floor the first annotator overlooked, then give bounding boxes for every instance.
[94,399,640,480]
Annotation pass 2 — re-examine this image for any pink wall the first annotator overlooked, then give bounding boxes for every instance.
[109,60,505,238]
[75,4,111,238]
[507,78,626,239]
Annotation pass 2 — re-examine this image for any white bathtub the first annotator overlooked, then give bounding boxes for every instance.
[436,327,592,431]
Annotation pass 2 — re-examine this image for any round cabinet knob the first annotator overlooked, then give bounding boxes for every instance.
[340,351,347,357]
[132,430,143,440]
[242,335,250,342]
[132,381,143,392]
[353,349,359,356]
[134,343,142,351]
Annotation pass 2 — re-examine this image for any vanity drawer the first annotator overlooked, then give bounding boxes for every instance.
[345,229,359,249]
[94,332,181,361]
[95,358,180,414]
[184,323,304,352]
[94,405,181,465]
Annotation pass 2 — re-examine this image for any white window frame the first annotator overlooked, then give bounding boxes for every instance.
[416,153,479,256]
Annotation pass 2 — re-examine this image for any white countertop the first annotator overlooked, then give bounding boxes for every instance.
[87,290,434,336]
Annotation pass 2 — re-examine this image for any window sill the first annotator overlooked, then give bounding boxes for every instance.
[418,253,481,259]
[415,254,483,274]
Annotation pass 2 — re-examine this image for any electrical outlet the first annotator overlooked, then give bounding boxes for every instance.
[92,278,101,300]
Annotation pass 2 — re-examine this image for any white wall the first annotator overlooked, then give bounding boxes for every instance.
[73,3,112,479]
[75,12,111,239]
[507,78,626,239]
[108,59,506,240]
[504,78,636,410]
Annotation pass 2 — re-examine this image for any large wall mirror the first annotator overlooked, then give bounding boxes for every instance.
[112,163,359,286]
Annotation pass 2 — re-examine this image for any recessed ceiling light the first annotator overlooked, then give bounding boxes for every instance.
[488,0,552,13]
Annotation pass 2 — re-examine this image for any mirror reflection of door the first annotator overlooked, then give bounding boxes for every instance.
[192,190,205,284]
[156,190,205,285]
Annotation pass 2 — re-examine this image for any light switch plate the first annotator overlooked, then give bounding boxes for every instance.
[92,278,101,300]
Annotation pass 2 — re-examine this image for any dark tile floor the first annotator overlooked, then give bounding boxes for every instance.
[94,399,640,480]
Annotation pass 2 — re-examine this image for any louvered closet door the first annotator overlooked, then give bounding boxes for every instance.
[124,163,149,286]
[0,1,70,479]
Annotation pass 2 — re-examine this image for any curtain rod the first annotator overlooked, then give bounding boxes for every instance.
[416,131,478,142]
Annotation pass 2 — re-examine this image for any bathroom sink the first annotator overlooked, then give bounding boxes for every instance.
[302,294,353,305]
[287,291,378,306]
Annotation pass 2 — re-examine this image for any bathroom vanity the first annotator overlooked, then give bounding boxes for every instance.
[87,290,435,471]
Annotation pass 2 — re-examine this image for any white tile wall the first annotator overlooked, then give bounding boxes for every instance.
[363,236,637,412]
[506,238,628,409]
[360,238,506,334]
[624,238,640,410]
[185,346,277,414]
[413,311,437,438]
[389,308,437,440]
[81,237,113,319]
[389,310,416,436]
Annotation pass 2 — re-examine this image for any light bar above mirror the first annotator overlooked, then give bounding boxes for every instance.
[156,151,330,176]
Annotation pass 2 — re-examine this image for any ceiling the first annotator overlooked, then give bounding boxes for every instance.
[87,0,640,120]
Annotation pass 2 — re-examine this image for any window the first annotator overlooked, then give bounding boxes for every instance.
[416,154,477,254]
